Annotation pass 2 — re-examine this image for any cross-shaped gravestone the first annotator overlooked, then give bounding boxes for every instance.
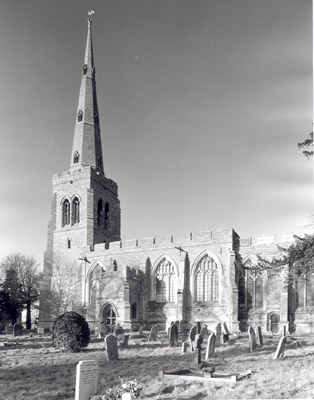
[248,326,257,351]
[105,335,119,361]
[257,326,263,347]
[169,323,178,347]
[148,325,159,341]
[189,325,197,352]
[274,336,286,360]
[205,332,216,359]
[215,323,222,347]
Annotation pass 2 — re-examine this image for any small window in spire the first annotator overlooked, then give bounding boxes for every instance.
[73,152,80,164]
[67,239,71,249]
[83,64,88,75]
[77,110,83,122]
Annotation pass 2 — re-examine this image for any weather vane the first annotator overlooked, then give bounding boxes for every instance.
[88,10,95,17]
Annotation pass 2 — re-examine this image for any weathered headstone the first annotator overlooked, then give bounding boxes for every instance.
[200,324,209,339]
[105,335,119,361]
[223,322,230,335]
[182,342,187,353]
[205,332,216,359]
[248,326,257,351]
[138,326,145,335]
[194,334,203,365]
[75,360,98,400]
[196,321,201,334]
[169,323,178,347]
[215,323,222,347]
[257,326,263,347]
[189,325,197,352]
[274,336,286,360]
[120,334,129,347]
[13,322,23,337]
[148,325,159,341]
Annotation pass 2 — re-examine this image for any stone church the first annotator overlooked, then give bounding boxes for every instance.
[38,18,314,335]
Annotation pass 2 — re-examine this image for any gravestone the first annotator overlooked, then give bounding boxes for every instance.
[257,326,263,346]
[222,334,229,343]
[182,342,187,353]
[169,323,178,347]
[13,322,23,337]
[105,335,119,361]
[205,332,216,359]
[178,320,184,333]
[120,335,129,347]
[215,323,222,347]
[189,325,197,352]
[148,325,159,341]
[248,326,257,351]
[200,324,209,339]
[223,322,230,335]
[138,326,145,335]
[274,336,286,360]
[196,321,201,334]
[75,360,98,400]
[194,334,203,365]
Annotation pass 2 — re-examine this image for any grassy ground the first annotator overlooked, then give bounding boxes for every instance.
[0,331,313,400]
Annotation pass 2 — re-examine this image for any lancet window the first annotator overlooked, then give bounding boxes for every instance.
[72,197,80,225]
[97,199,103,226]
[155,258,176,303]
[195,254,218,302]
[73,151,80,164]
[77,110,83,122]
[104,202,110,229]
[62,199,70,227]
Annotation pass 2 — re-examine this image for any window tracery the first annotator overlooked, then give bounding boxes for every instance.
[195,254,218,302]
[155,258,176,303]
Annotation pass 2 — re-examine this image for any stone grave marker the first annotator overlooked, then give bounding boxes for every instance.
[189,325,197,352]
[120,334,129,347]
[169,323,179,347]
[215,323,222,347]
[138,326,145,335]
[223,322,230,335]
[257,326,263,347]
[75,360,98,400]
[200,324,209,339]
[196,321,201,334]
[13,322,23,337]
[105,335,119,361]
[222,334,229,343]
[194,334,203,365]
[148,325,159,341]
[205,332,216,359]
[182,342,187,353]
[248,326,257,351]
[178,320,184,333]
[274,336,286,360]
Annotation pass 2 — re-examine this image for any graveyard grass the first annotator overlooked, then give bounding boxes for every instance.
[0,332,314,399]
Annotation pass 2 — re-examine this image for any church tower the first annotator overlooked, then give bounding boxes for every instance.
[39,17,121,328]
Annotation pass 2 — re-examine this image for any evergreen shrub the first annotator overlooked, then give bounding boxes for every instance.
[52,311,90,352]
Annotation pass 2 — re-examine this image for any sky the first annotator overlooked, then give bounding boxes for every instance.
[0,0,312,267]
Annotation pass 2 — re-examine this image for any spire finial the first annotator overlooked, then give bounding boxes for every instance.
[88,10,95,21]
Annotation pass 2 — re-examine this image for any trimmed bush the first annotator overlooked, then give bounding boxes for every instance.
[52,311,90,352]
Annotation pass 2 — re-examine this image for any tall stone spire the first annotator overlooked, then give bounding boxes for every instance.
[70,17,104,173]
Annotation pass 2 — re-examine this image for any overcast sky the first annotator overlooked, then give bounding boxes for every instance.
[0,0,312,266]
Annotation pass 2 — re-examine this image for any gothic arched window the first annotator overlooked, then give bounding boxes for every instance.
[131,303,137,319]
[239,263,264,309]
[155,258,176,303]
[72,197,80,225]
[73,151,80,164]
[62,199,70,227]
[97,199,103,226]
[195,254,218,302]
[77,110,83,122]
[104,202,110,229]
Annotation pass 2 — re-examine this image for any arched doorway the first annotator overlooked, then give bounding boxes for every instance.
[102,305,116,333]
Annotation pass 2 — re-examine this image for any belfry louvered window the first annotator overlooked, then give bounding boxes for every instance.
[72,197,80,225]
[195,254,218,302]
[156,258,176,303]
